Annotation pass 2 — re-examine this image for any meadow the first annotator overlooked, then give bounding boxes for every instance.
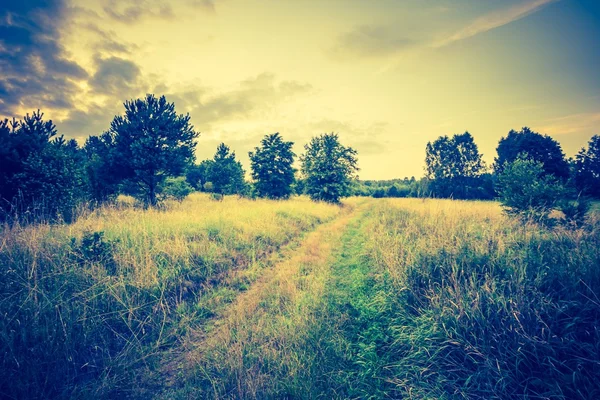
[1,196,599,399]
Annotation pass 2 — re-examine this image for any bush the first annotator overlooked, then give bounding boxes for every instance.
[161,177,193,202]
[497,155,564,222]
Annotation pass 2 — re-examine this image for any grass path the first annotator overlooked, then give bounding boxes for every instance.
[158,198,370,398]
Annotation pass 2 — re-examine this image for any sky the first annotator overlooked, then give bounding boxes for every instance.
[1,0,599,179]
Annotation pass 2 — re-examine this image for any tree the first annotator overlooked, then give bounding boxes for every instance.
[425,132,486,199]
[0,111,87,223]
[300,133,358,203]
[207,143,246,195]
[494,127,569,179]
[104,94,198,207]
[185,160,213,191]
[574,135,600,198]
[83,133,121,204]
[496,155,564,221]
[249,132,296,199]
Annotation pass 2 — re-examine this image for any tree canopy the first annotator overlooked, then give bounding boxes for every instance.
[425,132,489,199]
[574,135,600,198]
[249,133,296,199]
[0,111,86,222]
[207,143,246,195]
[185,160,214,191]
[494,127,569,180]
[103,94,198,207]
[300,133,358,203]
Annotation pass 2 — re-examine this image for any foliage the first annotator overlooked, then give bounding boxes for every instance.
[300,133,359,203]
[83,133,121,204]
[496,155,565,221]
[425,132,490,199]
[249,132,296,199]
[557,195,591,228]
[494,127,569,179]
[185,160,213,191]
[574,134,600,198]
[292,177,307,196]
[0,112,88,223]
[160,176,194,201]
[102,94,198,207]
[207,143,246,195]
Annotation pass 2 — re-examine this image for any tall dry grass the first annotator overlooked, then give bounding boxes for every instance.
[0,193,342,399]
[364,198,600,399]
[163,198,363,399]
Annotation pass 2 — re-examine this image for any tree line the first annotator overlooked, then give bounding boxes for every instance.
[1,93,598,224]
[0,94,359,224]
[354,129,599,206]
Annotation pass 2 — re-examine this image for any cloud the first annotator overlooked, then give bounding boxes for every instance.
[102,0,175,22]
[89,56,142,96]
[166,73,313,129]
[309,118,390,155]
[538,112,600,136]
[83,23,138,55]
[434,0,558,47]
[0,0,88,115]
[331,25,414,59]
[54,55,151,138]
[189,0,218,13]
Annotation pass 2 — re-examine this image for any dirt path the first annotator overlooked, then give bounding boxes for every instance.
[157,199,369,398]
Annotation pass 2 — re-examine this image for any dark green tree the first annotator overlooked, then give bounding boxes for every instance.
[207,143,246,195]
[105,94,198,207]
[0,111,87,222]
[300,133,358,203]
[249,133,296,199]
[185,160,213,191]
[574,135,600,198]
[425,132,487,199]
[83,133,121,204]
[494,127,569,179]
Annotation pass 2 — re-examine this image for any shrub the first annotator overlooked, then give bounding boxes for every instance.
[496,155,564,222]
[161,176,193,202]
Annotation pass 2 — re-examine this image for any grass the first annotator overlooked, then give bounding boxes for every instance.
[0,193,343,399]
[160,198,365,398]
[358,199,600,399]
[2,195,599,399]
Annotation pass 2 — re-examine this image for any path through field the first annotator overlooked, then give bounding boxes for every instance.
[158,198,382,398]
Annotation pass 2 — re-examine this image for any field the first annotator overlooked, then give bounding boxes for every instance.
[1,195,599,399]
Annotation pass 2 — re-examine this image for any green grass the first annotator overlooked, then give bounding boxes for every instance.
[0,194,343,399]
[2,196,599,399]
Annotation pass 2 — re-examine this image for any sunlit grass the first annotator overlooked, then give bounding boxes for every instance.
[2,196,598,399]
[361,198,600,399]
[0,194,343,399]
[167,197,600,399]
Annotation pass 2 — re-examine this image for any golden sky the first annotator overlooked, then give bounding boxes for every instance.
[1,0,599,179]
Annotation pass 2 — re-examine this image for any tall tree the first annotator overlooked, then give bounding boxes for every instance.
[425,132,487,199]
[249,132,296,199]
[207,143,246,195]
[105,94,198,207]
[494,127,569,179]
[300,133,358,203]
[574,135,600,198]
